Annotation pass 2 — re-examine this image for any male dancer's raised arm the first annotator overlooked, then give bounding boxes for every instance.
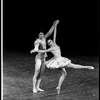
[45,20,59,39]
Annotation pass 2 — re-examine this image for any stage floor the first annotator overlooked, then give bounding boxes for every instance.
[3,53,99,100]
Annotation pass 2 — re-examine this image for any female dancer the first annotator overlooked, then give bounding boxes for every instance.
[32,20,94,94]
[30,20,59,93]
[45,40,94,94]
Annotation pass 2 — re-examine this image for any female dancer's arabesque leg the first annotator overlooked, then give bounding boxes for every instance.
[66,63,94,69]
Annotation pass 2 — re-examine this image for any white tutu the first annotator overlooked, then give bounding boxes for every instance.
[45,57,71,69]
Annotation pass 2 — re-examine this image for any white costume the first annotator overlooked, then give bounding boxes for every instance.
[45,45,71,69]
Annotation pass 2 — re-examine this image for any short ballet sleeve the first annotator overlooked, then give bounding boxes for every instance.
[34,39,40,51]
[34,39,39,45]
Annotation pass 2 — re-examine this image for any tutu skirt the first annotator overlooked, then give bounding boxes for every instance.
[45,57,71,69]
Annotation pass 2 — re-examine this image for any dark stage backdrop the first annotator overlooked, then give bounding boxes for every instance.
[3,0,99,56]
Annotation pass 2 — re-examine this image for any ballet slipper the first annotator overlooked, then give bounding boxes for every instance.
[36,88,44,92]
[87,66,94,69]
[32,89,37,93]
[56,87,60,94]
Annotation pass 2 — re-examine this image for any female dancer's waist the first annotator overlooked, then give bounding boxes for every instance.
[54,55,61,58]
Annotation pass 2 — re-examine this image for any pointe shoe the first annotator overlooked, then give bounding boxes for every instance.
[36,88,44,92]
[56,87,60,94]
[32,89,37,93]
[87,66,94,69]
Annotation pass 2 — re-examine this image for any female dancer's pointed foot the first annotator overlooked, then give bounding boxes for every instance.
[56,87,60,94]
[36,88,44,92]
[87,66,94,69]
[32,89,37,93]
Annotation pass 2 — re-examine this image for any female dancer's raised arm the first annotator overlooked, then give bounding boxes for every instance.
[53,20,59,44]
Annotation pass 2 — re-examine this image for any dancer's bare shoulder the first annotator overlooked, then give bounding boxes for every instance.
[34,39,41,44]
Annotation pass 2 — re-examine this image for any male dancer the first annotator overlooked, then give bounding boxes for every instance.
[30,20,59,93]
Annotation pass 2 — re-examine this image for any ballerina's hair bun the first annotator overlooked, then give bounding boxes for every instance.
[47,39,53,44]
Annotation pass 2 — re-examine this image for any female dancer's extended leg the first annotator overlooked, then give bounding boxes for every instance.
[56,63,94,94]
[56,68,67,94]
[66,63,94,69]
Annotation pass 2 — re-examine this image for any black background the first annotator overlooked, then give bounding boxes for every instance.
[3,0,99,56]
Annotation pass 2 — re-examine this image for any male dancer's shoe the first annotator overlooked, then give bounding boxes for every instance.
[37,88,44,92]
[32,89,37,93]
